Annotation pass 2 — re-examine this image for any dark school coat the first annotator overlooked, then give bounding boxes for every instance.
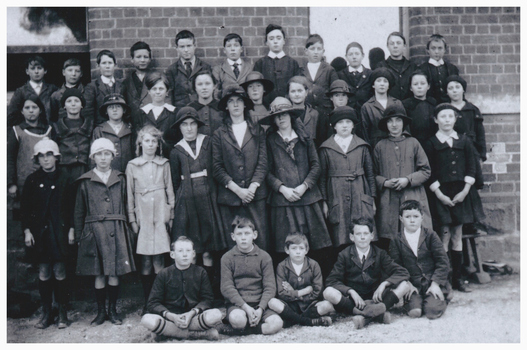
[187,100,224,138]
[132,104,178,157]
[92,121,134,173]
[74,170,136,276]
[389,227,450,295]
[166,57,212,107]
[318,135,376,247]
[83,76,124,126]
[299,60,339,110]
[253,55,302,106]
[20,167,76,262]
[373,133,432,239]
[338,65,374,111]
[418,61,459,104]
[359,95,405,148]
[298,104,331,148]
[120,70,154,116]
[266,130,322,207]
[402,96,437,146]
[212,59,253,100]
[53,116,93,166]
[50,83,85,123]
[212,120,268,206]
[276,257,324,311]
[147,264,214,315]
[326,244,410,298]
[7,81,59,126]
[378,57,417,101]
[170,135,227,252]
[454,101,487,161]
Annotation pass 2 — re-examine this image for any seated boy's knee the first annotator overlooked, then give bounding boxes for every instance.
[264,315,283,334]
[267,298,283,312]
[141,313,161,330]
[316,300,335,315]
[323,287,341,303]
[229,309,248,329]
[204,308,223,324]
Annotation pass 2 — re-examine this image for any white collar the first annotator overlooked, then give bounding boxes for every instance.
[404,227,421,237]
[29,80,43,89]
[268,51,286,59]
[429,58,445,66]
[357,246,370,261]
[348,65,364,73]
[93,168,112,184]
[277,129,298,142]
[436,130,459,144]
[176,134,205,160]
[100,75,115,85]
[141,103,176,113]
[227,58,243,66]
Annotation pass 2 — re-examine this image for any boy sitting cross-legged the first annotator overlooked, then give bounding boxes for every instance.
[141,236,222,341]
[268,232,334,328]
[389,200,451,319]
[323,218,410,329]
[219,216,283,336]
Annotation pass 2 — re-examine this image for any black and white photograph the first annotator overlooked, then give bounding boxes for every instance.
[3,2,521,344]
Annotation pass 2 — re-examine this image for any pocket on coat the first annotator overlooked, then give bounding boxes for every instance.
[328,203,340,225]
[78,229,97,258]
[360,194,375,221]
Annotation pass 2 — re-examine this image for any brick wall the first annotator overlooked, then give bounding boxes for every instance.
[87,7,309,79]
[407,7,521,233]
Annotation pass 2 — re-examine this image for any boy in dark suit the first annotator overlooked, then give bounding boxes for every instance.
[253,24,301,106]
[389,200,450,319]
[323,218,410,329]
[299,34,338,117]
[50,58,84,123]
[121,41,157,117]
[213,33,253,100]
[166,30,211,107]
[418,34,460,104]
[8,55,58,126]
[338,42,373,114]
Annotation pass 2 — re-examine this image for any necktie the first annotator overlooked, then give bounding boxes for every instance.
[185,61,192,77]
[233,63,240,79]
[361,255,366,265]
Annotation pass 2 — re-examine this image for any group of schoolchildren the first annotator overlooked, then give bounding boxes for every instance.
[7,22,487,340]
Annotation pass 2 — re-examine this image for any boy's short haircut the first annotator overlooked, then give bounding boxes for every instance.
[351,217,374,234]
[96,50,117,64]
[345,42,364,55]
[231,215,256,232]
[223,33,243,47]
[144,71,170,91]
[191,70,217,92]
[175,30,196,46]
[387,31,406,46]
[399,200,423,216]
[135,124,164,156]
[265,24,285,41]
[287,75,311,92]
[427,34,448,50]
[130,41,152,58]
[305,34,324,49]
[409,69,430,85]
[26,55,46,70]
[284,232,309,251]
[63,58,82,70]
[171,236,195,251]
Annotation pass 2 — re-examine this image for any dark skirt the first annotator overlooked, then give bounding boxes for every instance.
[270,202,332,253]
[171,177,227,253]
[434,181,486,226]
[218,199,269,252]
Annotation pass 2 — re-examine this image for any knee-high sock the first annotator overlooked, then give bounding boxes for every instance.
[382,291,400,310]
[54,279,68,304]
[334,296,355,314]
[39,279,53,306]
[278,303,312,326]
[141,314,188,339]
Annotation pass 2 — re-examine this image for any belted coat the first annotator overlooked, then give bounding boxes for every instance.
[74,170,136,276]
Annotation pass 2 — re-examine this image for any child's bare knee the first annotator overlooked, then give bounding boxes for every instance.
[203,308,223,325]
[393,281,410,298]
[316,300,335,315]
[262,315,283,335]
[267,298,284,313]
[38,264,52,281]
[141,313,161,331]
[229,309,247,329]
[323,287,341,303]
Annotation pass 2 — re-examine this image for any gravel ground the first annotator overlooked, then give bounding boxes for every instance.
[6,273,520,343]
